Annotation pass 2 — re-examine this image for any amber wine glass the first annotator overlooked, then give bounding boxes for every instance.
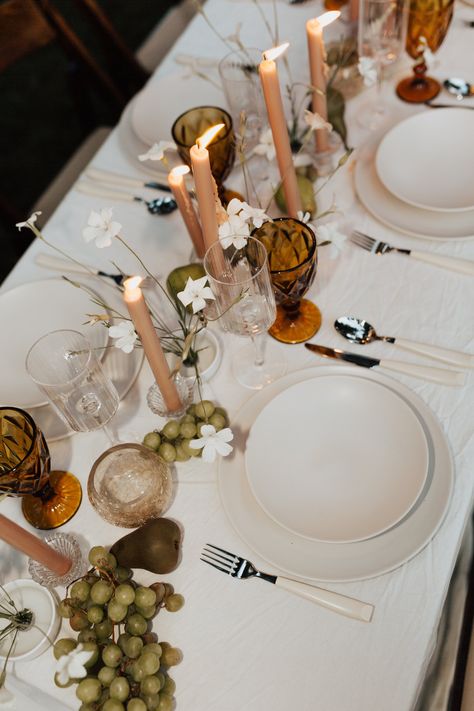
[396,0,454,103]
[253,218,320,345]
[0,407,81,529]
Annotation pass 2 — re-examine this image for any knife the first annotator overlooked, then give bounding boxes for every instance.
[85,167,171,193]
[304,344,465,386]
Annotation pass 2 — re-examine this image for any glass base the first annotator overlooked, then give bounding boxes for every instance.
[22,471,82,530]
[269,300,322,344]
[232,340,286,390]
[396,75,441,103]
[28,532,86,588]
[146,373,194,417]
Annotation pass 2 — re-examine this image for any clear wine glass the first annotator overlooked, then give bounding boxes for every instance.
[26,330,119,442]
[358,0,409,128]
[204,237,286,390]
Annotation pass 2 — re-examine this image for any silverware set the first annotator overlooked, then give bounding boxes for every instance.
[35,253,154,289]
[76,181,177,215]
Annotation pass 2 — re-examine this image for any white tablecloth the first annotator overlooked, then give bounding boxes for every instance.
[1,2,474,710]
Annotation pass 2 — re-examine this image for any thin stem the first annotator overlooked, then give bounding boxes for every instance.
[251,333,266,367]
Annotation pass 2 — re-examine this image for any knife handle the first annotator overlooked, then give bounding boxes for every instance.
[409,250,474,276]
[86,168,142,190]
[395,338,474,369]
[378,359,465,386]
[76,181,136,202]
[275,577,373,622]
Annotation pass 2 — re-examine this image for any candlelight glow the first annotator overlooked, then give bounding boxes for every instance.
[124,276,143,292]
[196,123,225,150]
[262,42,290,62]
[313,11,340,29]
[171,165,191,177]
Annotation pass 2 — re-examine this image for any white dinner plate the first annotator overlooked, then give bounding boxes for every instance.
[0,280,109,409]
[354,140,474,240]
[245,376,428,543]
[375,109,474,212]
[117,96,168,178]
[218,365,454,582]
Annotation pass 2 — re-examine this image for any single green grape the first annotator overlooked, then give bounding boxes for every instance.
[194,400,215,419]
[102,699,125,711]
[214,406,228,422]
[108,598,128,623]
[98,666,117,687]
[54,672,74,689]
[180,414,195,424]
[58,599,75,619]
[88,545,107,567]
[123,635,144,659]
[94,619,113,641]
[162,584,174,598]
[143,432,161,451]
[140,675,161,696]
[70,580,91,603]
[76,678,102,703]
[162,420,180,440]
[79,705,96,711]
[127,699,147,711]
[186,404,196,416]
[158,442,176,463]
[102,643,122,668]
[142,643,162,658]
[164,594,185,612]
[87,605,104,624]
[149,582,166,604]
[161,675,176,696]
[115,566,133,583]
[109,676,130,702]
[137,652,160,676]
[117,633,130,652]
[179,421,196,439]
[106,552,118,570]
[174,443,191,462]
[156,672,165,689]
[115,583,135,606]
[78,628,97,643]
[53,638,77,659]
[130,662,145,683]
[180,438,200,458]
[90,580,114,605]
[82,641,99,668]
[125,613,148,636]
[143,694,160,711]
[70,610,91,631]
[136,604,156,620]
[208,413,226,431]
[161,646,182,667]
[157,695,173,711]
[135,587,156,609]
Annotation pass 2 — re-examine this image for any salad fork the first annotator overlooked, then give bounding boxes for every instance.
[201,544,374,622]
[351,230,474,275]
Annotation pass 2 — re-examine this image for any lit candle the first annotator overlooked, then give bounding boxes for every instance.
[259,44,301,218]
[190,124,225,252]
[0,514,71,575]
[124,277,182,412]
[306,11,340,153]
[168,165,205,259]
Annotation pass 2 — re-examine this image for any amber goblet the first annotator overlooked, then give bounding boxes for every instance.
[253,218,320,345]
[0,407,81,529]
[396,0,454,103]
[171,106,236,202]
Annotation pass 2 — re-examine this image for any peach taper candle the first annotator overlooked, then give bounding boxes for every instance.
[167,165,205,259]
[0,514,71,575]
[190,124,225,252]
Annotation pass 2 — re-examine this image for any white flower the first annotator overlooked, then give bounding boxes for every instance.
[55,644,94,686]
[252,127,276,161]
[109,321,137,353]
[297,211,311,224]
[15,211,42,231]
[293,153,313,168]
[177,276,215,314]
[238,202,270,229]
[218,213,250,250]
[189,424,234,463]
[358,57,378,87]
[318,222,347,259]
[82,208,122,248]
[138,141,176,162]
[304,109,332,133]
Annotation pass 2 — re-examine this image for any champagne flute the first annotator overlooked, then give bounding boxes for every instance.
[204,237,286,390]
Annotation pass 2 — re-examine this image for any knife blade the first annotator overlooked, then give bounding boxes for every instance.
[304,344,465,386]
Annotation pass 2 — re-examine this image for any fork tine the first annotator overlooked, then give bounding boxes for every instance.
[200,557,233,575]
[352,230,375,246]
[202,550,235,569]
[205,543,237,560]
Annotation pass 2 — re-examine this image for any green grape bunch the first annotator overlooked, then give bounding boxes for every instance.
[55,545,184,711]
[143,399,229,464]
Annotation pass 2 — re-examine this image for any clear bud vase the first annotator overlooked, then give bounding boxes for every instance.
[146,373,194,417]
[28,532,86,588]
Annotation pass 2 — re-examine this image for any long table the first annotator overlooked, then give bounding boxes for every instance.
[1,2,474,709]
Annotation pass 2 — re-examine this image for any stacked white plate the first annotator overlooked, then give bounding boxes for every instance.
[218,365,454,583]
[354,108,474,241]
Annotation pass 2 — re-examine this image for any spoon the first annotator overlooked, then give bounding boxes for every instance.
[443,77,474,99]
[334,316,474,368]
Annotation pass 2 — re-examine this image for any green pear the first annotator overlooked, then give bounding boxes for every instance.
[110,518,181,574]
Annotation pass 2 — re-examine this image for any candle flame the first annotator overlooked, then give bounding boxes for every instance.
[197,124,225,150]
[124,276,143,291]
[314,10,340,28]
[262,42,290,62]
[171,165,191,177]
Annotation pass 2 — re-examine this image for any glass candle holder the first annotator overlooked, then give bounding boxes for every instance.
[28,532,86,588]
[88,443,173,527]
[147,373,194,417]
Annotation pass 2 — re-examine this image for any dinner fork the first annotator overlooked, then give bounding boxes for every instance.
[351,230,474,275]
[201,544,374,622]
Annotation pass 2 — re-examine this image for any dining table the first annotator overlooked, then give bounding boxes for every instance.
[1,1,474,710]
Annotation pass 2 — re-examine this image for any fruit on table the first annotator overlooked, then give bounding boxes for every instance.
[166,262,206,303]
[275,174,316,217]
[110,518,181,575]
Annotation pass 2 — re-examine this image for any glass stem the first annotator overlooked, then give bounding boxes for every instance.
[101,423,117,446]
[374,56,384,113]
[251,334,266,368]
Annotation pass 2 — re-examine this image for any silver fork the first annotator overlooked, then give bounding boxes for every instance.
[201,544,374,622]
[351,230,474,275]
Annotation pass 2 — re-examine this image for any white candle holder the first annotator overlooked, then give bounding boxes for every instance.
[313,131,342,176]
[28,532,86,589]
[146,373,194,417]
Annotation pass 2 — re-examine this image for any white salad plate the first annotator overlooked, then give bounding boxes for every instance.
[354,140,474,240]
[245,375,428,544]
[375,109,474,212]
[117,96,167,179]
[218,365,454,583]
[0,279,109,409]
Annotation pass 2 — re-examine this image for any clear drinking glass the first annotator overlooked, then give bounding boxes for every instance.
[204,237,286,389]
[358,0,409,128]
[26,330,119,439]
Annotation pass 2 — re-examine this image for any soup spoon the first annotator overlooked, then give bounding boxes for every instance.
[443,77,474,99]
[334,316,474,368]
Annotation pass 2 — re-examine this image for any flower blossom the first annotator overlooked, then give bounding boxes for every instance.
[318,222,347,259]
[297,211,312,225]
[109,321,137,353]
[237,200,270,228]
[82,208,122,248]
[15,211,42,231]
[55,644,94,686]
[177,276,215,314]
[218,202,250,250]
[304,109,332,133]
[190,424,234,463]
[252,127,276,161]
[358,57,377,87]
[138,141,176,162]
